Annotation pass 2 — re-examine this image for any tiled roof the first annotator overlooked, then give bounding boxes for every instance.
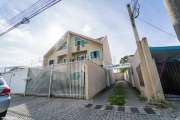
[96,37,104,41]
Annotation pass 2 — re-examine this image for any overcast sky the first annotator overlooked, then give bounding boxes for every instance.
[0,0,179,69]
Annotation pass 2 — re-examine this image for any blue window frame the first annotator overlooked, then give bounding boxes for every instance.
[74,37,89,46]
[57,40,67,51]
[49,60,55,65]
[90,50,100,59]
[77,55,85,61]
[72,72,80,80]
[64,59,67,63]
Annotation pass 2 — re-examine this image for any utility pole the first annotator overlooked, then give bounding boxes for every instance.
[163,0,180,41]
[126,4,155,101]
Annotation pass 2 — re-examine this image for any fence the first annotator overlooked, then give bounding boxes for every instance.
[26,61,85,98]
[156,61,180,99]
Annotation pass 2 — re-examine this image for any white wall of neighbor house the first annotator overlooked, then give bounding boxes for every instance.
[114,73,124,80]
[85,60,107,99]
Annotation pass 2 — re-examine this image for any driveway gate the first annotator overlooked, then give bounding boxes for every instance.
[156,61,180,99]
[26,61,85,98]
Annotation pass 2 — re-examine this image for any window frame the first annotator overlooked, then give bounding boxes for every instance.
[49,59,55,65]
[56,40,67,51]
[77,55,85,61]
[64,58,67,63]
[74,37,90,46]
[89,50,100,60]
[71,72,81,80]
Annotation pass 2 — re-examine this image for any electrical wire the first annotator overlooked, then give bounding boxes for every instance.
[0,0,61,37]
[137,17,178,38]
[0,0,12,11]
[0,0,50,31]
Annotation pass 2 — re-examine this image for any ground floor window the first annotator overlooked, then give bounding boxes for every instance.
[64,59,67,63]
[77,55,85,61]
[49,60,55,65]
[72,72,80,80]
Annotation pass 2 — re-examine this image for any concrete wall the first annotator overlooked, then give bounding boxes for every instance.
[114,73,124,80]
[85,60,107,99]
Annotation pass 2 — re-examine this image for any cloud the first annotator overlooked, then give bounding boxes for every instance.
[81,24,92,34]
[11,8,20,14]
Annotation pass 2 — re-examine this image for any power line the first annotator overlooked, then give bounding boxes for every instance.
[137,17,178,38]
[0,0,61,37]
[0,0,12,11]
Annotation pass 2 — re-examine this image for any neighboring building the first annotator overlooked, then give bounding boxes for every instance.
[125,38,180,101]
[163,0,180,41]
[43,30,112,68]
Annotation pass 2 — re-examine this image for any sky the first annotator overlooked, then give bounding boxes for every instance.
[0,0,179,70]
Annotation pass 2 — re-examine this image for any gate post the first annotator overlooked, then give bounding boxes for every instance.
[48,68,53,98]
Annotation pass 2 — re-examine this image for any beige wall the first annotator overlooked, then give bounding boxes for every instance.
[129,50,141,91]
[114,73,124,80]
[44,32,104,66]
[102,36,115,84]
[124,69,131,83]
[85,60,107,99]
[102,36,112,66]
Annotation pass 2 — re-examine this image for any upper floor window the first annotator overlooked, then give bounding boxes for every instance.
[74,37,89,46]
[49,60,55,65]
[90,50,100,59]
[57,40,67,51]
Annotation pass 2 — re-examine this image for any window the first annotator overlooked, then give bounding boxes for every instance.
[74,37,89,46]
[49,60,55,65]
[90,50,100,59]
[72,72,80,80]
[64,59,67,63]
[136,65,145,86]
[0,78,4,85]
[77,55,85,61]
[57,40,67,51]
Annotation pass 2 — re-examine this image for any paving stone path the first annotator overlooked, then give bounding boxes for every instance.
[4,80,180,120]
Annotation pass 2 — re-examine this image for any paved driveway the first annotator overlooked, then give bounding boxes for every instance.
[4,81,180,120]
[5,95,87,120]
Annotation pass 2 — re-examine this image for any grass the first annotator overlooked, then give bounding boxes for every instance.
[149,100,169,109]
[108,83,126,106]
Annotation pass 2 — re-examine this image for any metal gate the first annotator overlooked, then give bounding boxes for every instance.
[1,69,28,94]
[156,61,180,99]
[26,61,85,98]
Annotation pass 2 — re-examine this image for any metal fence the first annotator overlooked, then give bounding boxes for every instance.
[156,61,180,99]
[26,61,85,98]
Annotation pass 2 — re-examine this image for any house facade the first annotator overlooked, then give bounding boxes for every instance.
[43,30,112,68]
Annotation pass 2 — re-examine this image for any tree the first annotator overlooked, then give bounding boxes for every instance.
[119,55,128,73]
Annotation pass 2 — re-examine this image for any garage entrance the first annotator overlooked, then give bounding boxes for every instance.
[150,46,180,100]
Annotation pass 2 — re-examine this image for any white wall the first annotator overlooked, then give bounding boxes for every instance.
[2,69,28,94]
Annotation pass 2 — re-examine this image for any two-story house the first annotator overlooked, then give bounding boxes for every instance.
[43,30,112,68]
